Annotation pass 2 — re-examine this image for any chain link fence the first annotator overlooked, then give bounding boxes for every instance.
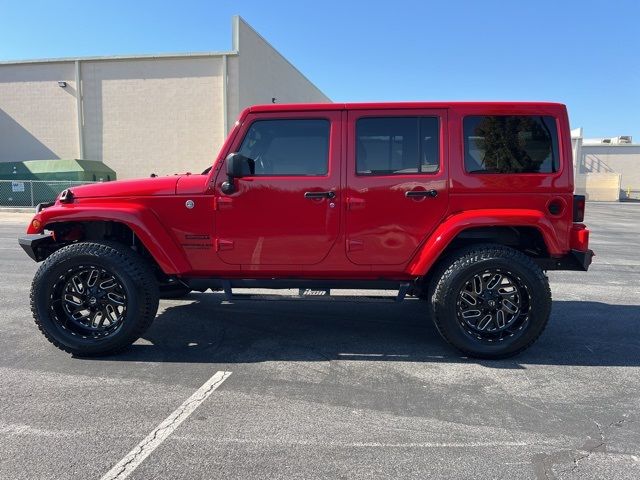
[621,188,640,202]
[0,180,98,207]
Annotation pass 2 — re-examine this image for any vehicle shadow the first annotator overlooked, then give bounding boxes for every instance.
[95,294,640,368]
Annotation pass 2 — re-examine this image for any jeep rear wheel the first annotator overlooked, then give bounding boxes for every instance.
[31,241,159,356]
[429,244,551,359]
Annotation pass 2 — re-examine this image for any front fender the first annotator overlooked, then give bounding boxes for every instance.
[27,204,191,274]
[405,209,564,276]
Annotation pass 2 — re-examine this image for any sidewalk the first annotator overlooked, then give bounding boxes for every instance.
[0,207,34,213]
[0,209,34,223]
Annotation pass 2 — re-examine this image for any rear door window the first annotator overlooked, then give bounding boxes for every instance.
[464,115,559,173]
[356,117,440,175]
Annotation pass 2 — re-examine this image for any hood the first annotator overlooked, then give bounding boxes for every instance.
[64,176,182,199]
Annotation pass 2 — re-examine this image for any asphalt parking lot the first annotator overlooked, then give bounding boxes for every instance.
[0,204,639,480]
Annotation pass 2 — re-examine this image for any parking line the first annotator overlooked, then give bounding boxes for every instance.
[100,371,232,480]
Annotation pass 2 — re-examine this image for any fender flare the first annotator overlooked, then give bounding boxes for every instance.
[31,204,191,274]
[405,209,564,276]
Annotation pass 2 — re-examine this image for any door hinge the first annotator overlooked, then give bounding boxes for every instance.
[347,239,364,252]
[346,197,365,210]
[216,239,234,251]
[214,196,233,210]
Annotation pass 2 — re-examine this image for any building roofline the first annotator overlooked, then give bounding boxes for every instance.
[582,143,639,147]
[0,50,238,65]
[233,15,330,102]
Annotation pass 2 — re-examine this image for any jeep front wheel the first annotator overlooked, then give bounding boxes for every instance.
[429,244,551,359]
[30,241,159,356]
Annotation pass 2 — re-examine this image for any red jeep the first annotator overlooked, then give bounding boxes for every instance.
[20,102,593,359]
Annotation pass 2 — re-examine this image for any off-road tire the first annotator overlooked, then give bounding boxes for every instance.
[30,241,159,356]
[429,244,551,359]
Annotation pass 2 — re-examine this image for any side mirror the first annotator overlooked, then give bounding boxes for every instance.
[222,153,254,194]
[226,153,254,178]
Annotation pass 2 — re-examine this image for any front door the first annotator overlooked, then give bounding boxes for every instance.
[214,111,341,266]
[345,109,449,265]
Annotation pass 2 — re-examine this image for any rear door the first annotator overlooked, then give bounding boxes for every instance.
[214,111,341,266]
[345,109,449,265]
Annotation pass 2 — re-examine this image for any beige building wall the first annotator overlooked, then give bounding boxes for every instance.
[231,17,331,126]
[572,131,640,201]
[226,55,241,131]
[580,145,640,197]
[575,172,622,202]
[81,57,224,178]
[0,16,330,179]
[0,62,79,161]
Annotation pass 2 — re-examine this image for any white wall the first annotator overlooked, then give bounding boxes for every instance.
[232,16,330,127]
[580,145,640,198]
[0,62,79,161]
[0,16,331,178]
[226,55,241,132]
[81,57,224,178]
[575,172,622,201]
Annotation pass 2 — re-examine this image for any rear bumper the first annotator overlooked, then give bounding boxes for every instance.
[570,223,590,251]
[536,249,594,271]
[18,234,55,262]
[535,222,593,271]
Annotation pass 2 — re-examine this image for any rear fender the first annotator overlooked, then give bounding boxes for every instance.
[28,204,190,274]
[405,209,563,276]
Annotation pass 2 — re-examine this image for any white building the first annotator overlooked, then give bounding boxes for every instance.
[0,16,330,179]
[572,128,640,201]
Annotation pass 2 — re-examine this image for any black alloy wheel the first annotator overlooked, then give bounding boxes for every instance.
[429,244,551,359]
[456,268,530,342]
[52,265,128,338]
[31,241,159,356]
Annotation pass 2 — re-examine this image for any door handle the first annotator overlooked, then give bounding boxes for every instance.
[405,189,438,198]
[304,191,336,199]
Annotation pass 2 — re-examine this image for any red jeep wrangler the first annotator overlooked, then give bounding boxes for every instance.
[20,102,593,359]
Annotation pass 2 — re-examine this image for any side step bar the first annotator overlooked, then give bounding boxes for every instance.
[185,279,417,303]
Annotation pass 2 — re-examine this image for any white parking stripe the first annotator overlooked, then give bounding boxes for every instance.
[100,371,232,480]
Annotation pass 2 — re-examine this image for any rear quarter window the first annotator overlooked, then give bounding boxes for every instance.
[464,115,559,174]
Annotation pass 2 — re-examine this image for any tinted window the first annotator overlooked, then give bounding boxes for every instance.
[464,115,559,174]
[238,119,329,175]
[356,117,439,175]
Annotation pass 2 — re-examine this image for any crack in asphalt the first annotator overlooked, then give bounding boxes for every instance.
[531,416,634,480]
[571,418,609,468]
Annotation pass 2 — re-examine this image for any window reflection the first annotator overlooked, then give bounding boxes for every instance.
[464,116,558,174]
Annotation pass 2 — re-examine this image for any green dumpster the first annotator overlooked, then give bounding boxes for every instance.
[0,159,116,207]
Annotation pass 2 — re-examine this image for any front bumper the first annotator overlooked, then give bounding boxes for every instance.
[536,249,594,271]
[18,234,56,262]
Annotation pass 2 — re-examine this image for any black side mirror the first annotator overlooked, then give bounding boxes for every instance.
[221,153,254,194]
[226,153,254,178]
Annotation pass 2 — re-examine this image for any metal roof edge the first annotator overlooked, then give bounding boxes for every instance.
[0,50,239,66]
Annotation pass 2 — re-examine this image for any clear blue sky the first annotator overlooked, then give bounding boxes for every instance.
[2,0,638,140]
